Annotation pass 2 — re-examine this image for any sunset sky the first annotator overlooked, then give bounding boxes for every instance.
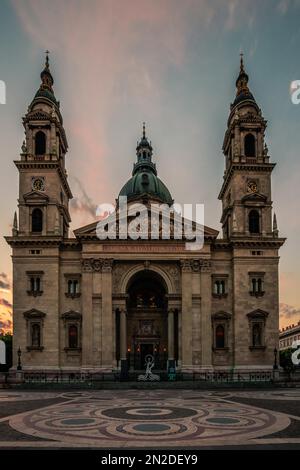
[0,0,300,334]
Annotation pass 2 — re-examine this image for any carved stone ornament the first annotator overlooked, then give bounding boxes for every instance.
[180,259,211,273]
[81,258,113,273]
[180,259,193,272]
[102,258,113,273]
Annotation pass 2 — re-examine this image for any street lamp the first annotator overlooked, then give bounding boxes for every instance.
[17,347,22,371]
[273,347,278,370]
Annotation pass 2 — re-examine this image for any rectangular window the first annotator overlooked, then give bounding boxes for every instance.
[212,275,228,298]
[64,274,81,298]
[26,271,43,296]
[249,272,265,297]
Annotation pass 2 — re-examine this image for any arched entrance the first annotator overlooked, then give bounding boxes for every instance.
[127,271,168,371]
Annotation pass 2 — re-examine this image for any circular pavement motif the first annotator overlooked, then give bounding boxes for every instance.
[101,406,197,420]
[9,394,291,447]
[0,391,60,402]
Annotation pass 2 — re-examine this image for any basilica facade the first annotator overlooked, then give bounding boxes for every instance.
[6,55,285,375]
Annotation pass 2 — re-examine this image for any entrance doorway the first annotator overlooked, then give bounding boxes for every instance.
[140,343,153,369]
[126,271,169,371]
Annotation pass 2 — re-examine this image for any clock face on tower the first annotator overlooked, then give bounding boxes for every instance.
[247,181,258,193]
[32,177,45,192]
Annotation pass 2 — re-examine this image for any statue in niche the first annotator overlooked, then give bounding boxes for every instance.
[136,294,144,308]
[21,140,27,154]
[149,295,156,307]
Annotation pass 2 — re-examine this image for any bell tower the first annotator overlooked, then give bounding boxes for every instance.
[16,52,72,238]
[219,55,277,240]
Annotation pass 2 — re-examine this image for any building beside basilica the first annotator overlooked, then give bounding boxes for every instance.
[6,55,285,376]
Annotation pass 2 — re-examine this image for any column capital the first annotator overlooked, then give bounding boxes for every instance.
[180,259,211,272]
[102,258,114,273]
[81,258,114,273]
[180,259,193,272]
[200,259,212,273]
[81,258,93,273]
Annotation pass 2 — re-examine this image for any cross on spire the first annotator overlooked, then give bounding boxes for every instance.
[142,122,146,139]
[240,51,245,73]
[45,50,50,68]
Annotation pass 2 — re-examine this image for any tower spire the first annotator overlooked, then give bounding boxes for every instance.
[45,50,50,70]
[134,123,156,176]
[39,50,54,93]
[240,51,245,73]
[235,52,250,97]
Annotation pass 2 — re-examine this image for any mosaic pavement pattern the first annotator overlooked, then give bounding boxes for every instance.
[0,389,300,448]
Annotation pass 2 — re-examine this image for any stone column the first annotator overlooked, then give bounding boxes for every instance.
[168,309,175,369]
[180,260,193,371]
[120,308,128,379]
[120,309,127,360]
[101,259,113,368]
[200,260,213,370]
[81,259,94,369]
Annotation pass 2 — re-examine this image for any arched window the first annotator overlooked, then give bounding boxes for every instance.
[32,208,43,232]
[35,131,46,155]
[68,325,78,349]
[31,323,41,347]
[244,133,256,157]
[252,323,262,347]
[216,325,225,349]
[249,210,260,234]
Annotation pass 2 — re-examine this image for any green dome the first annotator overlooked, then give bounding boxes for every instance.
[34,88,58,106]
[119,124,173,205]
[119,170,173,205]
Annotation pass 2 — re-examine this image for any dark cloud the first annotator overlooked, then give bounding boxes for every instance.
[0,298,12,309]
[280,303,300,322]
[0,273,10,290]
[70,177,98,218]
[0,319,12,330]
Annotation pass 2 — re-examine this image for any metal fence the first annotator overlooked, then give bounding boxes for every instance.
[13,369,275,384]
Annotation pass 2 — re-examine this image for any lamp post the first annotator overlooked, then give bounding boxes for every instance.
[17,347,22,371]
[273,347,278,370]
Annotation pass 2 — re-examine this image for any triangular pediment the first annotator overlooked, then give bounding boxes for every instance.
[74,205,218,241]
[241,192,267,204]
[247,309,269,319]
[61,310,82,320]
[23,308,46,319]
[23,191,49,203]
[212,311,232,320]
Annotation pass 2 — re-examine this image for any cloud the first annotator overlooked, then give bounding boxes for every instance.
[277,0,289,14]
[0,319,12,329]
[0,273,10,291]
[11,1,257,193]
[280,302,300,324]
[69,177,99,220]
[0,298,12,309]
[277,0,300,14]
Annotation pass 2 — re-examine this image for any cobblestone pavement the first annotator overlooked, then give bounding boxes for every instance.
[0,389,299,449]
